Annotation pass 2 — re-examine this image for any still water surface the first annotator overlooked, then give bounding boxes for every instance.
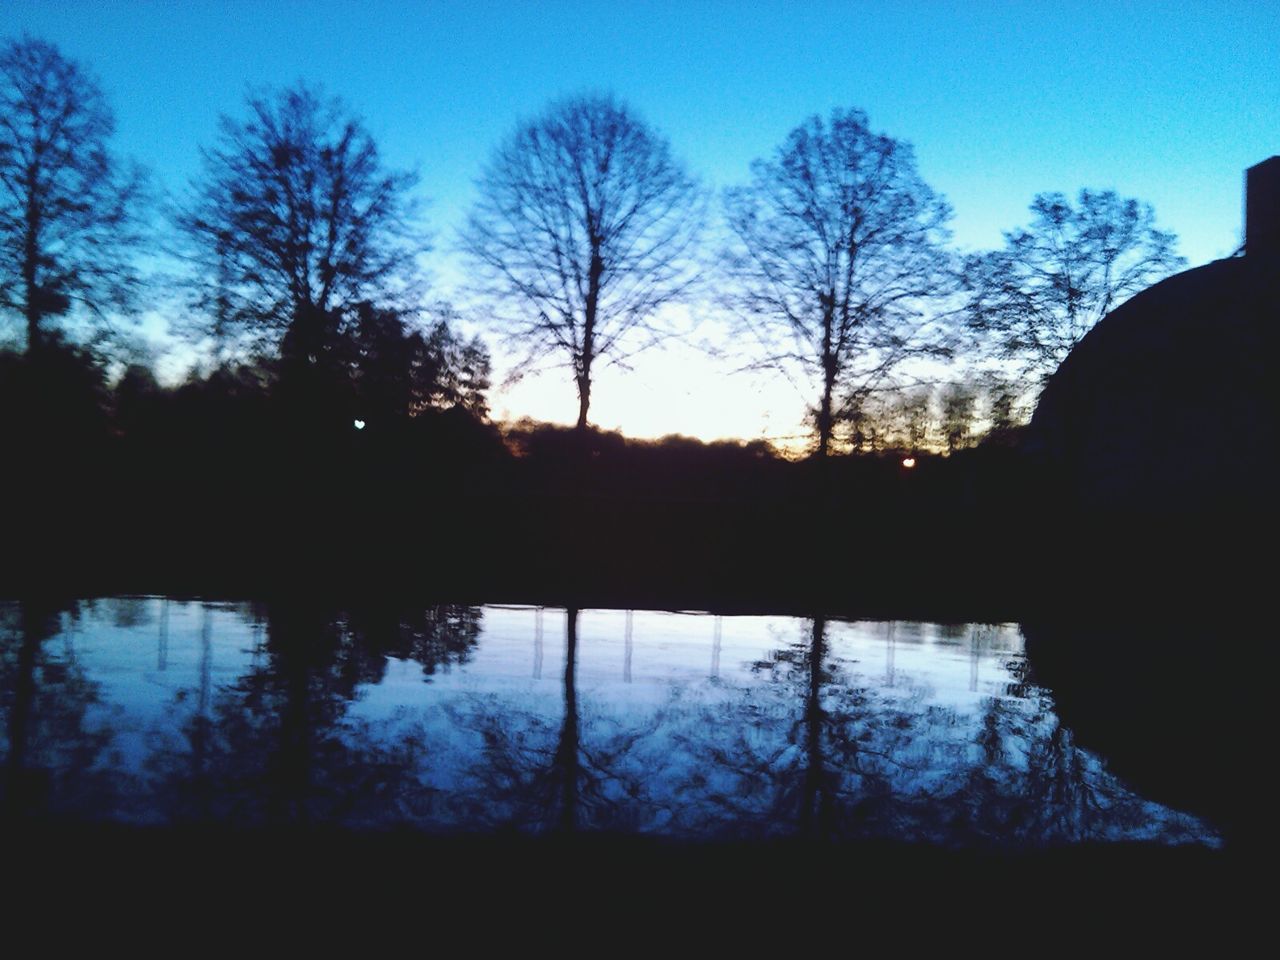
[0,598,1216,847]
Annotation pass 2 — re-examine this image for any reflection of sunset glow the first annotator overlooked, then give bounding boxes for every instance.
[902,457,916,469]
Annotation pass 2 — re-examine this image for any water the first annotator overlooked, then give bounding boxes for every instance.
[0,598,1217,847]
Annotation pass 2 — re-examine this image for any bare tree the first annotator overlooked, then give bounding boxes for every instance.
[0,36,147,352]
[178,82,424,363]
[722,108,955,457]
[460,94,702,431]
[963,189,1185,385]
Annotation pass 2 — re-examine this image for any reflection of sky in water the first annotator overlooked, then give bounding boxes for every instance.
[1,600,1218,847]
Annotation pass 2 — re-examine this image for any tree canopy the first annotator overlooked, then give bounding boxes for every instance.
[179,82,425,361]
[722,108,956,456]
[349,302,491,424]
[461,93,703,430]
[963,189,1185,384]
[0,36,146,351]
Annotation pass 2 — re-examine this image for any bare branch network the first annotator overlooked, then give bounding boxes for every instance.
[0,36,148,350]
[177,82,428,358]
[962,189,1185,384]
[461,93,704,429]
[721,108,958,455]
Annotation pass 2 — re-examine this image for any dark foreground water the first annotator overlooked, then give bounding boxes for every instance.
[0,598,1217,848]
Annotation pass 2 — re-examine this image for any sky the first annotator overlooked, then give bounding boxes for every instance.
[5,0,1277,444]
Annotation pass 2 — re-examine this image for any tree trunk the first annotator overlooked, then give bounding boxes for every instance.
[576,248,603,433]
[817,353,839,459]
[5,601,55,817]
[817,376,835,458]
[799,617,832,839]
[817,299,837,457]
[575,374,591,432]
[555,607,581,833]
[23,192,40,353]
[269,607,315,826]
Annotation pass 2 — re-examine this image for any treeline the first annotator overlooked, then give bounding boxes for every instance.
[0,34,1190,463]
[2,335,1025,494]
[3,354,1045,608]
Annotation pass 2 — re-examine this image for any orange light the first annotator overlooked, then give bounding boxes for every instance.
[902,457,916,469]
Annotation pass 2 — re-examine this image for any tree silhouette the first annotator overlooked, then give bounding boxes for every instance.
[938,382,977,453]
[178,82,424,362]
[326,301,487,434]
[141,602,484,828]
[963,189,1185,384]
[723,108,955,457]
[0,37,147,352]
[461,93,703,431]
[1,600,120,819]
[442,609,668,833]
[849,386,934,453]
[349,302,491,424]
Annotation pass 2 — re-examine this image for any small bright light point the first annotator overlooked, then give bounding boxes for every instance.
[902,457,916,469]
[353,419,366,430]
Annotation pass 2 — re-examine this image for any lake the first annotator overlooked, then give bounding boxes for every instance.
[0,598,1218,848]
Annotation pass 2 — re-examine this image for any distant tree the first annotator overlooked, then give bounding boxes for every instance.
[977,372,1025,446]
[0,36,147,352]
[415,310,492,419]
[939,382,977,453]
[722,108,956,458]
[897,388,933,453]
[113,361,162,433]
[963,189,1185,385]
[844,394,876,452]
[179,82,424,362]
[349,302,490,424]
[461,93,703,431]
[850,388,933,453]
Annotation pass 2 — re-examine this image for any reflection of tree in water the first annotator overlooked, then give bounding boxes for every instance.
[62,596,158,631]
[144,602,482,827]
[4,601,1218,845]
[346,605,482,682]
[672,619,1213,846]
[672,617,903,840]
[445,609,668,834]
[0,600,122,819]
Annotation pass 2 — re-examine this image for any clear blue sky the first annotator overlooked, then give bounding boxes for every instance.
[6,0,1277,441]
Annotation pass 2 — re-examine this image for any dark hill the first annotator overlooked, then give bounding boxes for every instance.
[1028,174,1275,514]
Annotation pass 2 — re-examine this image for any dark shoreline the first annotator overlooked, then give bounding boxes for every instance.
[4,505,1264,622]
[3,817,1251,931]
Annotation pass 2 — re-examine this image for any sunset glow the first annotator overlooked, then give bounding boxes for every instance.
[5,0,1271,445]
